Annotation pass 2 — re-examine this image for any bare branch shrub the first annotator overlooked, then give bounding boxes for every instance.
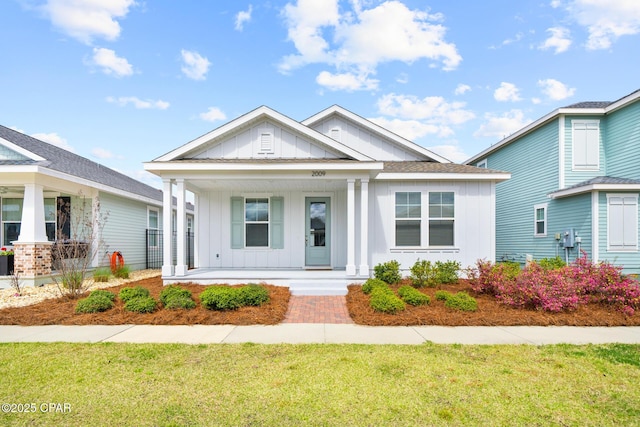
[10,272,22,296]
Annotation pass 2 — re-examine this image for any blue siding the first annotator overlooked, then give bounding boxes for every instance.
[550,194,592,263]
[603,100,640,178]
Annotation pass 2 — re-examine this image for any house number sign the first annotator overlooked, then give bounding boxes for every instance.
[311,170,326,177]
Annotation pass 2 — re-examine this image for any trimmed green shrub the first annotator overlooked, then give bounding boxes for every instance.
[362,278,389,294]
[435,290,449,301]
[93,268,111,283]
[114,265,130,279]
[124,296,157,313]
[89,289,116,301]
[200,286,242,311]
[410,259,437,288]
[435,260,461,284]
[164,295,196,310]
[75,294,114,313]
[444,292,478,312]
[119,286,150,302]
[373,260,402,284]
[398,285,430,306]
[370,287,405,314]
[238,284,270,306]
[159,285,193,306]
[537,256,566,270]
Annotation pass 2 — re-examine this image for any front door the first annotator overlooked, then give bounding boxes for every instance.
[305,197,331,266]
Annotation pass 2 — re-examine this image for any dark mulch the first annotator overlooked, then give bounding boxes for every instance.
[346,280,640,326]
[0,277,290,326]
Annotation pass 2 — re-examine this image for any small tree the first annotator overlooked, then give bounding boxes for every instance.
[52,194,109,298]
[10,272,22,296]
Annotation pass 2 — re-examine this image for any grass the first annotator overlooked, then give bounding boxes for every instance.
[0,343,639,426]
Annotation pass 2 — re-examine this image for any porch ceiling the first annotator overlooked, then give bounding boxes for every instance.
[187,178,348,192]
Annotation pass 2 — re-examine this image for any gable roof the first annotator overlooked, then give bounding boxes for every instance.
[465,88,640,165]
[153,105,374,162]
[302,105,451,163]
[0,125,162,202]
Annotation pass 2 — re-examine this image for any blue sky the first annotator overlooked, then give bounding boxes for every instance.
[2,0,639,189]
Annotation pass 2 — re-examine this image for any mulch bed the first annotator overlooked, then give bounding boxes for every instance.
[0,277,290,326]
[346,280,640,326]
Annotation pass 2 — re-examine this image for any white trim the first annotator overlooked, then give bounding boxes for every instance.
[0,137,47,161]
[359,179,369,276]
[558,115,565,189]
[606,193,638,252]
[534,203,547,237]
[144,161,383,172]
[147,206,160,248]
[592,191,599,262]
[375,172,511,181]
[346,179,356,275]
[476,159,487,168]
[549,183,640,199]
[571,120,600,171]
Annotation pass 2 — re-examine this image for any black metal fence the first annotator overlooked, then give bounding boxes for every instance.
[146,229,194,270]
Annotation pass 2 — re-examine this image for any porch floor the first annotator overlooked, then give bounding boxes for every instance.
[162,268,369,295]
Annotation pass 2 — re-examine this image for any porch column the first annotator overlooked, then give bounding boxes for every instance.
[175,179,188,276]
[346,179,356,275]
[359,179,369,276]
[13,183,52,279]
[162,179,174,277]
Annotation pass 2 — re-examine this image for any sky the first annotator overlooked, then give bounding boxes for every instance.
[1,0,639,189]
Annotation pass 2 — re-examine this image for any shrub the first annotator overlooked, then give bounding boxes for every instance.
[124,296,157,313]
[159,285,193,306]
[200,286,242,311]
[410,259,437,288]
[93,268,111,283]
[62,271,85,292]
[75,294,114,313]
[435,260,461,284]
[444,292,478,312]
[114,265,130,279]
[164,295,196,310]
[89,289,116,301]
[398,285,430,306]
[374,260,402,284]
[435,290,449,301]
[537,257,566,270]
[238,284,270,306]
[467,260,519,295]
[369,287,405,314]
[362,278,389,294]
[119,286,150,302]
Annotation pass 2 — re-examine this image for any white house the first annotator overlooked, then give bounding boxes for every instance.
[144,105,509,293]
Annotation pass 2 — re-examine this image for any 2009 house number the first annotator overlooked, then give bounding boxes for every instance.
[311,170,326,177]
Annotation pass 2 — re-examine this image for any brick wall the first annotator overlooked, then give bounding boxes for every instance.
[13,243,53,277]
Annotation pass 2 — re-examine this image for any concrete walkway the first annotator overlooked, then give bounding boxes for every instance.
[2,324,640,345]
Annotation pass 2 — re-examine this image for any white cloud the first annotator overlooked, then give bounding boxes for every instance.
[315,70,378,91]
[42,0,135,44]
[89,47,133,77]
[106,96,170,110]
[538,78,576,100]
[235,5,253,31]
[474,110,531,139]
[91,147,114,159]
[426,144,469,163]
[494,82,522,102]
[279,0,461,85]
[31,132,75,152]
[396,73,409,84]
[369,117,447,140]
[539,27,572,53]
[180,49,211,81]
[454,84,471,95]
[561,0,640,49]
[199,107,227,122]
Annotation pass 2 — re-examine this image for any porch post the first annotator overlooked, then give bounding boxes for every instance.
[162,179,174,277]
[17,183,48,243]
[175,179,188,276]
[359,178,369,276]
[346,179,356,275]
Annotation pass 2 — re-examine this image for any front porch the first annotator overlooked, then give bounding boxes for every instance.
[162,268,368,295]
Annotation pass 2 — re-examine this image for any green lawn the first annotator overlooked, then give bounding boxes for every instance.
[1,343,639,426]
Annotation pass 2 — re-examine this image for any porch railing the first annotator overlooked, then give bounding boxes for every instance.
[146,229,194,270]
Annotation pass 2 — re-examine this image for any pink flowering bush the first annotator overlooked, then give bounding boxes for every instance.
[468,252,640,315]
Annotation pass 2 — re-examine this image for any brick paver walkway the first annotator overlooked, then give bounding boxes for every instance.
[283,296,353,324]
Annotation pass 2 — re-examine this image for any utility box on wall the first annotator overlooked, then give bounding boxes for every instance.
[562,229,576,248]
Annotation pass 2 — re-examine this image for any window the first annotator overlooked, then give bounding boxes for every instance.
[44,198,56,241]
[395,192,421,246]
[2,198,22,246]
[245,198,269,247]
[573,121,599,170]
[476,159,488,168]
[148,208,159,247]
[428,192,454,246]
[608,195,638,251]
[534,204,547,236]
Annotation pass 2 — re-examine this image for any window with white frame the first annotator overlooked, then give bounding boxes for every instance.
[573,120,600,170]
[607,194,638,251]
[428,192,455,246]
[44,198,56,241]
[534,203,547,236]
[245,198,269,247]
[395,192,421,246]
[477,159,488,168]
[148,208,159,247]
[1,198,22,246]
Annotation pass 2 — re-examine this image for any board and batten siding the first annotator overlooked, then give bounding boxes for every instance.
[192,120,342,159]
[309,116,423,161]
[563,115,606,188]
[602,99,640,178]
[483,119,559,263]
[99,192,159,270]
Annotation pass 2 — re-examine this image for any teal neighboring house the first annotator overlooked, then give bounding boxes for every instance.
[466,89,640,273]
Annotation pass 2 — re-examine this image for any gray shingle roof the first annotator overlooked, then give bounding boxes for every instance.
[382,161,508,174]
[563,101,612,109]
[0,125,161,201]
[564,176,640,189]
